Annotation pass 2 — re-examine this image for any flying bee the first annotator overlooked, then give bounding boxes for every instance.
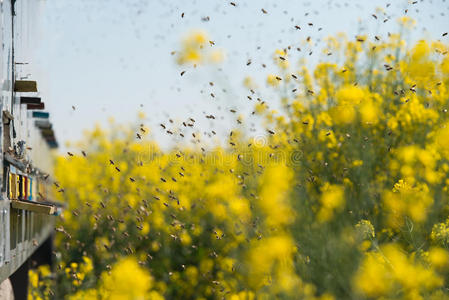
[261,8,267,14]
[109,159,114,165]
[67,152,74,156]
[230,2,236,6]
[129,177,135,182]
[136,133,142,139]
[180,71,186,76]
[291,74,297,79]
[295,25,301,30]
[181,12,184,18]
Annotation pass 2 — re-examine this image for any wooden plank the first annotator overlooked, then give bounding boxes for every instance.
[34,120,52,129]
[14,81,37,92]
[4,153,28,171]
[32,111,49,119]
[20,97,41,104]
[27,103,45,110]
[11,200,55,215]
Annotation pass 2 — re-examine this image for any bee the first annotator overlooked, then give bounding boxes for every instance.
[246,59,252,66]
[129,177,135,182]
[115,167,121,172]
[81,150,87,157]
[109,159,114,165]
[372,14,377,19]
[295,25,301,30]
[443,32,448,37]
[230,2,236,6]
[181,12,184,18]
[136,133,142,139]
[261,8,267,14]
[55,226,65,233]
[275,76,282,81]
[67,152,74,156]
[210,93,215,98]
[209,40,215,45]
[291,74,297,79]
[267,130,275,135]
[180,71,186,76]
[161,177,167,182]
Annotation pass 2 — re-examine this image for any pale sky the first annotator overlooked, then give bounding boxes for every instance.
[30,0,449,151]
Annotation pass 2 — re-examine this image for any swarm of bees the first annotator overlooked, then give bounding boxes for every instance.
[52,1,449,298]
